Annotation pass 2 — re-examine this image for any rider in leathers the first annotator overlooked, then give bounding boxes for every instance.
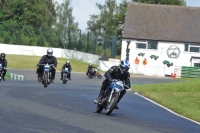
[94,60,131,109]
[86,64,96,76]
[37,48,57,82]
[0,53,7,81]
[60,60,72,80]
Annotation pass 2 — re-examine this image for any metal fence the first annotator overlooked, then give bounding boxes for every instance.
[0,25,117,58]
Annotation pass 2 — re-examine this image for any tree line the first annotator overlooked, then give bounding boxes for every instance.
[0,0,186,57]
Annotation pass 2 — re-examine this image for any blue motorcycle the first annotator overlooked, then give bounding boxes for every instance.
[95,80,126,115]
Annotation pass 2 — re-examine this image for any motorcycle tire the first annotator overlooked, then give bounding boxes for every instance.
[96,104,104,113]
[97,74,102,79]
[43,73,48,87]
[63,76,67,84]
[105,92,119,115]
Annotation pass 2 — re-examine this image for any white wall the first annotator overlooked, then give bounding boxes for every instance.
[0,43,101,65]
[121,40,200,76]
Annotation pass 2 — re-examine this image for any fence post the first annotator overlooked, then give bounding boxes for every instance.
[78,30,82,51]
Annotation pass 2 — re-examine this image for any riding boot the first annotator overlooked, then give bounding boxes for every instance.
[94,90,105,104]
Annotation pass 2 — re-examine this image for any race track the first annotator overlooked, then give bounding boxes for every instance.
[0,69,199,133]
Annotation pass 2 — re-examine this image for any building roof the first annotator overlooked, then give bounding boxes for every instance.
[122,2,200,43]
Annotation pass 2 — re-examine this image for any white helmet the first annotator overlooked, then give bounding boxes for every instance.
[47,48,53,57]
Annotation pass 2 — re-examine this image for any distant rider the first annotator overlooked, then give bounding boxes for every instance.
[0,53,7,81]
[94,60,131,109]
[37,48,57,82]
[60,60,72,80]
[86,64,96,76]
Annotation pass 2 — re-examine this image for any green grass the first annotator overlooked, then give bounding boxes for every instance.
[133,78,200,122]
[7,54,101,72]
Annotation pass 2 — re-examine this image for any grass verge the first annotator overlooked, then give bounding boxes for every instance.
[132,78,200,122]
[6,54,102,72]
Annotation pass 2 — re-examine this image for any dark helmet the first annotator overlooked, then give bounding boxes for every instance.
[119,60,130,74]
[0,53,6,59]
[47,48,53,57]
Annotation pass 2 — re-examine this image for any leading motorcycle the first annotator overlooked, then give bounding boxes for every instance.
[87,68,102,79]
[38,63,54,87]
[95,80,127,115]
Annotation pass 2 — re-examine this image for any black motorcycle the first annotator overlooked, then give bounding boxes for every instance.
[38,63,54,87]
[0,63,3,82]
[87,68,102,79]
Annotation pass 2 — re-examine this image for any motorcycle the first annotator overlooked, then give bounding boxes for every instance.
[95,80,127,115]
[62,67,69,84]
[38,63,54,87]
[0,64,3,82]
[87,68,102,79]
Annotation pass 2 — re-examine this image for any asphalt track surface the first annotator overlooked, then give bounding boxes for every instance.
[0,69,199,133]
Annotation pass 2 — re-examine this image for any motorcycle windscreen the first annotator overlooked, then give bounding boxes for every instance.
[64,68,69,72]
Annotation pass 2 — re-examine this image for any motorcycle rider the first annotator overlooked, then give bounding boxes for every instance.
[86,64,96,76]
[94,60,131,109]
[0,53,7,81]
[37,48,57,82]
[60,60,72,80]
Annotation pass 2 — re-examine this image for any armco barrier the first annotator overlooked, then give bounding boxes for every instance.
[10,73,25,81]
[180,66,200,78]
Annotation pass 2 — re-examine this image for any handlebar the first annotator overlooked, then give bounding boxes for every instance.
[38,64,54,66]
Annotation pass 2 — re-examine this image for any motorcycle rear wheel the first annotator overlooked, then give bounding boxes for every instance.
[97,74,102,79]
[105,92,119,115]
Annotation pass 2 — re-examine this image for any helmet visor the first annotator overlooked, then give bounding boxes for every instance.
[122,66,129,72]
[47,52,52,57]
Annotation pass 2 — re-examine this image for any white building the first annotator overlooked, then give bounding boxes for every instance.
[121,3,200,77]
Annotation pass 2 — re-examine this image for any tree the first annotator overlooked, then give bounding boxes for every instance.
[54,0,78,49]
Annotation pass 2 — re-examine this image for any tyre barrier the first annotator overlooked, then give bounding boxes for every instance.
[10,73,25,81]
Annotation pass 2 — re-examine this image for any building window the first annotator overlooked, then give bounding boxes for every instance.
[136,43,146,49]
[189,44,200,53]
[136,40,158,50]
[194,63,200,67]
[148,41,158,49]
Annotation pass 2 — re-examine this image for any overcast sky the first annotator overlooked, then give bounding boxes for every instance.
[55,0,200,31]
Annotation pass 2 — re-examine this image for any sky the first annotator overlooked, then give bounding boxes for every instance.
[56,0,200,31]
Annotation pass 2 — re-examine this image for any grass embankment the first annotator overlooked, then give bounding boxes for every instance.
[6,54,100,72]
[133,78,200,122]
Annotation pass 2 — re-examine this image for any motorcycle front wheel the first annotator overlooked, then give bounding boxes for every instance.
[43,73,48,87]
[96,104,104,113]
[63,75,67,84]
[105,92,119,115]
